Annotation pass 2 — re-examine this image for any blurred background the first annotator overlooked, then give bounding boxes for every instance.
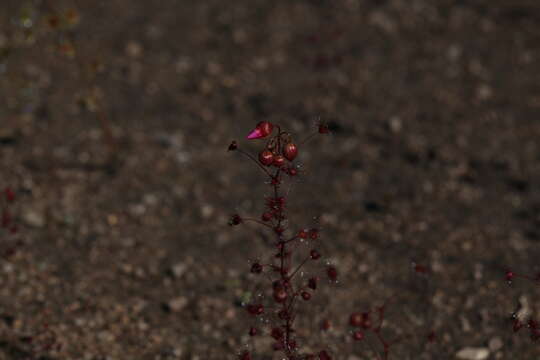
[1,0,540,359]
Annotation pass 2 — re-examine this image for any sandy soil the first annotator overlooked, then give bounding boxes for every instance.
[1,1,540,359]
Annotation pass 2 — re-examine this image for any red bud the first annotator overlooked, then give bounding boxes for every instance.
[247,121,274,139]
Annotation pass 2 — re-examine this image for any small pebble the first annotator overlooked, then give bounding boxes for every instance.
[456,347,490,360]
[166,297,188,312]
[488,337,503,352]
[23,209,46,228]
[170,263,187,278]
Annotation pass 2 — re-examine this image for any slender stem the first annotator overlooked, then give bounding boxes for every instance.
[289,255,311,280]
[374,332,388,359]
[516,273,540,284]
[263,269,274,284]
[376,306,385,332]
[284,235,300,244]
[299,130,319,145]
[287,293,298,317]
[277,127,282,153]
[243,217,273,228]
[364,333,383,360]
[237,149,273,177]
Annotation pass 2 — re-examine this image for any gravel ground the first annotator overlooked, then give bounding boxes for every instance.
[1,1,540,359]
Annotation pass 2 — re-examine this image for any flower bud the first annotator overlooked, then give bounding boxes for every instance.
[247,121,274,139]
[327,266,338,281]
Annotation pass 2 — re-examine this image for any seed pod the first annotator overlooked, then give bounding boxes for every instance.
[247,304,264,315]
[350,312,362,327]
[273,288,288,303]
[271,327,284,340]
[261,212,272,221]
[360,312,372,329]
[349,312,370,328]
[273,154,285,167]
[258,150,274,166]
[353,330,364,341]
[250,262,263,274]
[287,339,297,349]
[319,123,330,134]
[283,142,298,161]
[321,320,331,331]
[278,309,290,320]
[327,266,338,281]
[319,350,332,360]
[301,291,311,300]
[229,214,242,226]
[239,351,252,360]
[310,249,321,260]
